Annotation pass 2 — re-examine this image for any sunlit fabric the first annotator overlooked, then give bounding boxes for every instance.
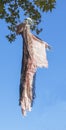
[16,18,50,116]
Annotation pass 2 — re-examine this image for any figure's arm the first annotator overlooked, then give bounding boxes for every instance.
[32,34,52,50]
[44,42,52,50]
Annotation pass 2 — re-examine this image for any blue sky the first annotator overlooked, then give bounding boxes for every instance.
[0,0,66,130]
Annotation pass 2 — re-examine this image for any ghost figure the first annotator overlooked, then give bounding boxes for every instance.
[16,18,51,116]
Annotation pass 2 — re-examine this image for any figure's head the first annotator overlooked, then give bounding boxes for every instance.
[16,18,34,34]
[24,18,33,26]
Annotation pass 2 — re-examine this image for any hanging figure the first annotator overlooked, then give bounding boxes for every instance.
[16,18,51,116]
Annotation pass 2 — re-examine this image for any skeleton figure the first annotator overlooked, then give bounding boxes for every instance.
[16,18,51,116]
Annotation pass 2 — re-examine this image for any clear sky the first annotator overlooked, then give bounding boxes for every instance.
[0,0,66,130]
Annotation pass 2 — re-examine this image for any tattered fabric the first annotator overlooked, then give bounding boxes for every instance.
[17,22,49,116]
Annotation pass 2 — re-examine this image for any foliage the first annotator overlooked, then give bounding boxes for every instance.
[0,0,56,42]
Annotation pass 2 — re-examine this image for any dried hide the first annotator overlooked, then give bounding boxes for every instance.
[17,22,50,116]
